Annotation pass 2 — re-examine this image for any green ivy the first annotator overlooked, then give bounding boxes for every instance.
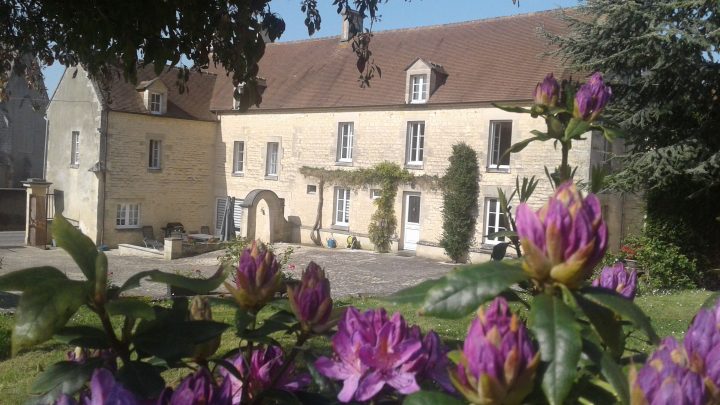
[439,143,480,262]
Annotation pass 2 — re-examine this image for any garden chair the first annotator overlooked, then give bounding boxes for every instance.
[142,226,164,250]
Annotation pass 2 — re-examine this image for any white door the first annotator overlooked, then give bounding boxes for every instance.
[403,193,421,250]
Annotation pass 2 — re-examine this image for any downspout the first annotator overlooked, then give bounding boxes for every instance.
[97,107,108,246]
[42,116,49,179]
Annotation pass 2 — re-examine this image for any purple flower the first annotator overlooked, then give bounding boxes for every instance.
[165,368,232,405]
[404,327,454,393]
[450,297,539,405]
[683,298,720,390]
[287,262,333,333]
[54,368,142,405]
[219,346,310,403]
[533,73,560,107]
[315,307,425,403]
[515,182,608,288]
[592,262,638,299]
[573,72,612,121]
[225,242,282,310]
[66,347,117,373]
[631,337,707,405]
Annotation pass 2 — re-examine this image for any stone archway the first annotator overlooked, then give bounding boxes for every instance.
[240,189,288,243]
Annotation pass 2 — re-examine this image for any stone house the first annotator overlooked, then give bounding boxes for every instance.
[44,10,641,259]
[0,62,48,188]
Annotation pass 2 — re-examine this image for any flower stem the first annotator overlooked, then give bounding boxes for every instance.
[560,141,571,183]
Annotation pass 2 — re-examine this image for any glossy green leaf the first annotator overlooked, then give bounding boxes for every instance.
[575,293,625,357]
[117,361,166,399]
[54,326,110,349]
[491,103,531,114]
[403,390,466,405]
[0,267,67,292]
[13,279,88,354]
[599,125,624,141]
[564,118,591,141]
[507,136,543,155]
[30,359,102,399]
[546,115,565,139]
[106,298,156,320]
[381,278,445,305]
[53,214,98,281]
[529,294,582,405]
[583,338,630,404]
[118,266,227,295]
[133,320,229,361]
[422,260,529,318]
[581,287,659,344]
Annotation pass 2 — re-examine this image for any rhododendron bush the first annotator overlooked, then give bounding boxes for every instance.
[2,73,719,405]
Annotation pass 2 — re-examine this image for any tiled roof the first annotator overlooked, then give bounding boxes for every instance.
[104,65,217,121]
[207,10,572,111]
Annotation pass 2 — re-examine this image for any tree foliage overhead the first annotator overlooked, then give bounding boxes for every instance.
[547,0,720,192]
[0,0,393,105]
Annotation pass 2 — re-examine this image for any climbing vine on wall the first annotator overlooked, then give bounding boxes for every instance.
[299,162,440,252]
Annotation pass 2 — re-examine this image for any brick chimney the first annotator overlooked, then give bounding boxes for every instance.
[341,8,364,42]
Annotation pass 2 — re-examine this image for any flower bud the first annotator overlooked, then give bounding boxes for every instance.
[573,72,612,122]
[533,73,560,107]
[683,298,720,395]
[592,262,638,299]
[515,182,608,288]
[166,368,232,405]
[287,262,333,333]
[190,295,220,360]
[224,241,282,311]
[450,297,539,405]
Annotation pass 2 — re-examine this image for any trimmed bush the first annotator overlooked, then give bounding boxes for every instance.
[440,143,480,262]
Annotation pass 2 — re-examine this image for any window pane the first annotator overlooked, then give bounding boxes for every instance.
[407,195,420,223]
[499,122,512,166]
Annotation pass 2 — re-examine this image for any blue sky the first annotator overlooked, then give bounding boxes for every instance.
[42,0,579,96]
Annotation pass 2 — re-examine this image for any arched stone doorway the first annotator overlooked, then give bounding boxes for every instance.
[240,189,288,243]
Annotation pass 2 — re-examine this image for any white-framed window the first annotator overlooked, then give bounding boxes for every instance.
[485,198,508,245]
[148,140,161,169]
[370,189,382,200]
[334,188,351,226]
[265,142,279,177]
[337,122,354,162]
[70,131,80,166]
[149,92,162,114]
[233,141,245,174]
[406,121,425,165]
[307,185,317,194]
[410,74,428,103]
[489,121,512,170]
[116,203,140,228]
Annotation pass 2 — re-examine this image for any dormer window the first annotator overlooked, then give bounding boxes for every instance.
[410,75,428,103]
[149,92,162,114]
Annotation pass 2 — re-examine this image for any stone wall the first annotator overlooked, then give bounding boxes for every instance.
[103,112,217,247]
[215,105,597,260]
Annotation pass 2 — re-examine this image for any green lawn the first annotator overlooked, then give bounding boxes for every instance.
[0,290,713,403]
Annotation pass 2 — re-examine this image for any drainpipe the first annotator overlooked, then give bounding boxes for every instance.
[42,116,49,180]
[97,107,108,246]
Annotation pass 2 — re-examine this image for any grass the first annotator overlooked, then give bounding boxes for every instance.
[0,290,713,403]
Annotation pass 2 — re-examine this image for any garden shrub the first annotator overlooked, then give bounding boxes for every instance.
[634,236,698,291]
[439,143,480,262]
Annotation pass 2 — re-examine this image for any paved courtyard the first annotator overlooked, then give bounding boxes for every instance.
[0,239,469,307]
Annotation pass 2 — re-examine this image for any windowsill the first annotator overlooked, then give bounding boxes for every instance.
[409,100,427,104]
[405,163,424,170]
[232,172,245,177]
[335,161,353,167]
[331,224,349,231]
[486,166,510,173]
[149,111,162,115]
[116,226,141,231]
[69,164,79,169]
[148,167,162,172]
[264,175,279,181]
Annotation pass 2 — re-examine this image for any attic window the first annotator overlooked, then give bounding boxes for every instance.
[410,75,428,103]
[149,92,162,114]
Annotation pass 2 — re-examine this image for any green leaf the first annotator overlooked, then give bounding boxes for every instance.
[132,320,229,361]
[118,267,227,295]
[491,103,531,114]
[0,267,67,292]
[53,214,98,281]
[117,361,166,399]
[106,299,156,320]
[701,292,720,309]
[582,339,630,404]
[403,390,466,405]
[546,115,565,139]
[381,278,445,305]
[13,279,88,354]
[54,326,110,349]
[529,294,582,405]
[485,230,518,239]
[30,359,102,398]
[581,287,659,344]
[234,309,255,335]
[598,125,624,141]
[575,293,625,357]
[564,118,591,141]
[507,136,543,155]
[422,260,529,318]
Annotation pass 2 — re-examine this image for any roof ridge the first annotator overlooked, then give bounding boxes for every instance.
[268,8,570,46]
